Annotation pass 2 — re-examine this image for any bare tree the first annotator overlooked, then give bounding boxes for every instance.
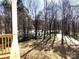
[61,0,71,45]
[2,0,12,34]
[30,0,39,40]
[17,0,29,41]
[43,0,48,39]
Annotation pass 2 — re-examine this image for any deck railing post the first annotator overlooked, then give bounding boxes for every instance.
[10,0,20,59]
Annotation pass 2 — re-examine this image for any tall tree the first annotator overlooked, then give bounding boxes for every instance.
[61,0,71,45]
[17,0,29,41]
[43,0,48,39]
[2,0,12,34]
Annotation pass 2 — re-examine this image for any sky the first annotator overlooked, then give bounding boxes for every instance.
[0,0,79,15]
[46,0,79,5]
[0,0,2,4]
[22,0,79,16]
[70,0,79,5]
[0,0,79,5]
[0,0,79,9]
[0,0,3,15]
[0,0,2,2]
[23,0,44,13]
[23,0,79,11]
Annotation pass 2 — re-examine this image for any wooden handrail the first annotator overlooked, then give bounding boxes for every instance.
[0,34,13,38]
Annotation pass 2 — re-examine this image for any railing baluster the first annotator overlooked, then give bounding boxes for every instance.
[5,35,6,53]
[8,35,9,53]
[0,34,13,55]
[2,35,4,54]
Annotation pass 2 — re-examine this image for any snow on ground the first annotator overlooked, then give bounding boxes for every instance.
[57,33,79,46]
[20,34,79,59]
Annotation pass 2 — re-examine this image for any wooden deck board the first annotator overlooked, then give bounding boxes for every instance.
[0,54,10,59]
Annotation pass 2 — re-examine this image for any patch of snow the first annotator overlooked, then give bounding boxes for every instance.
[56,34,79,45]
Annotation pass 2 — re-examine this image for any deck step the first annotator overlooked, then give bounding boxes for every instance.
[0,54,10,59]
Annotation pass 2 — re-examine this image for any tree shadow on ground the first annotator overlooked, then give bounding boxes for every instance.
[31,39,79,59]
[53,44,79,59]
[21,39,79,59]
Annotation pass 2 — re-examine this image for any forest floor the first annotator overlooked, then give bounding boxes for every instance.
[20,34,79,59]
[0,34,79,59]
